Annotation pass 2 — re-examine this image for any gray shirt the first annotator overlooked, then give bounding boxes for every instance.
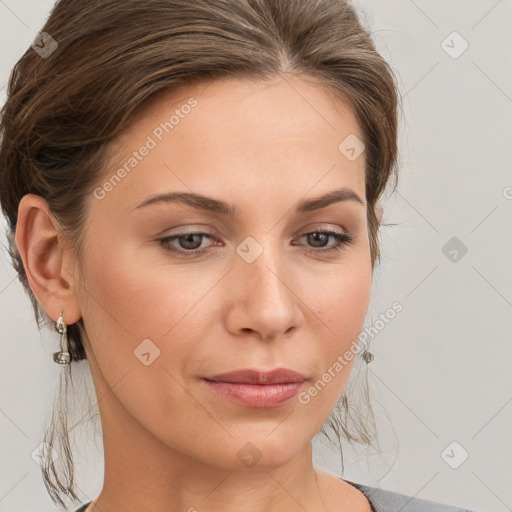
[346,479,477,512]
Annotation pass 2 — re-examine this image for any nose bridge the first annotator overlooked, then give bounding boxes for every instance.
[246,251,287,301]
[230,234,302,337]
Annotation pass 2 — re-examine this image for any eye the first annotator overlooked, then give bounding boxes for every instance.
[157,229,354,256]
[295,230,354,253]
[158,231,216,255]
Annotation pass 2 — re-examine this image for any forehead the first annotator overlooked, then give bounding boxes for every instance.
[95,75,366,216]
[128,75,358,131]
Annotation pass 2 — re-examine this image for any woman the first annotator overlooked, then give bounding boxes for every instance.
[0,0,478,511]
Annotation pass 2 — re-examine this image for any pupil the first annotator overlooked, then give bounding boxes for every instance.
[309,233,327,247]
[181,234,201,249]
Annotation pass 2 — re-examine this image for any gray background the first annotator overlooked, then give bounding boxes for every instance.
[1,1,511,511]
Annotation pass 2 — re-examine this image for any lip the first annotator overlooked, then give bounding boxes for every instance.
[204,367,307,385]
[202,368,307,408]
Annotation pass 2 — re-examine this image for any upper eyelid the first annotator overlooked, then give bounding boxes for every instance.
[170,227,348,236]
[161,222,350,236]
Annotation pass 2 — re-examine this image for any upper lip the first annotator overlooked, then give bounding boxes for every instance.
[204,368,307,385]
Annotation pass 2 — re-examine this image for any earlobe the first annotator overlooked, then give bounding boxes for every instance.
[15,194,82,324]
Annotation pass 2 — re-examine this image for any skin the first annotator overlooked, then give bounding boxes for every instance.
[16,74,382,512]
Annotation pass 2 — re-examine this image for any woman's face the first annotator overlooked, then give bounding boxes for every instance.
[74,75,373,469]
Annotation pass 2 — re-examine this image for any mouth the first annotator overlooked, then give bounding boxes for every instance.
[202,367,308,408]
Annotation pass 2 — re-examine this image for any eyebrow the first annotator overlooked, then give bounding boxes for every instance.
[132,187,365,215]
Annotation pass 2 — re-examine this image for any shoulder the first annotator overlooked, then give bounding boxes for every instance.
[345,479,478,512]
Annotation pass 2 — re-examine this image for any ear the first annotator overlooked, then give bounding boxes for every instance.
[15,194,82,325]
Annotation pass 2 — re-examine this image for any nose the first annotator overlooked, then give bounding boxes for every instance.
[224,242,304,341]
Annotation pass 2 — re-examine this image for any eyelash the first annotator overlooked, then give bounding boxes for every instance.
[157,229,354,256]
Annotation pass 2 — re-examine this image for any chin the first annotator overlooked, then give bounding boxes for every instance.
[231,433,308,470]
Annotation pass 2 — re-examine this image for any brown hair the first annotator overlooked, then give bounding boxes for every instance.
[0,0,399,507]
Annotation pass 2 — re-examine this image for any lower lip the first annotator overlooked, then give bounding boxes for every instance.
[202,379,306,408]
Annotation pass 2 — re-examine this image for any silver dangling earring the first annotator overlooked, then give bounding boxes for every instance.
[363,350,374,363]
[53,310,71,365]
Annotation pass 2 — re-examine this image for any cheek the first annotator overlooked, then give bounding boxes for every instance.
[304,261,371,403]
[78,234,175,340]
[311,261,372,341]
[77,237,218,384]
[77,245,202,437]
[76,238,163,381]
